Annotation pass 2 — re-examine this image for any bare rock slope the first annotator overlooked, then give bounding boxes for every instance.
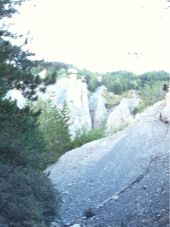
[47,101,170,227]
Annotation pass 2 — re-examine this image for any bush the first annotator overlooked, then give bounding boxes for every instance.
[0,164,59,227]
[133,81,167,113]
[72,128,105,148]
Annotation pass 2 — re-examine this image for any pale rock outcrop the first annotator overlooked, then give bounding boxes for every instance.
[89,86,108,128]
[106,98,133,133]
[160,87,170,123]
[106,94,140,133]
[126,92,141,113]
[38,74,92,136]
[6,73,92,136]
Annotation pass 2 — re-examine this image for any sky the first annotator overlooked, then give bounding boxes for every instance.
[10,0,170,74]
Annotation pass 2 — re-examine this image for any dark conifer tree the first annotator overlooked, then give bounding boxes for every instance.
[0,1,59,226]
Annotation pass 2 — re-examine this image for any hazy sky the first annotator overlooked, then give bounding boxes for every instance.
[11,0,170,73]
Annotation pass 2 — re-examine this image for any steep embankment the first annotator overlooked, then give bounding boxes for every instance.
[47,101,170,227]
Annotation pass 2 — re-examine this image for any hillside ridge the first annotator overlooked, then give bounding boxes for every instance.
[47,101,169,227]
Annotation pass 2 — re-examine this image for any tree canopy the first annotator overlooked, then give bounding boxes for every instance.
[0,1,60,226]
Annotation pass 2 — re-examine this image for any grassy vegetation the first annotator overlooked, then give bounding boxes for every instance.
[72,127,105,148]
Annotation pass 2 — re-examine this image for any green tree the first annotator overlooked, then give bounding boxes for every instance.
[139,71,169,87]
[101,71,139,94]
[133,81,167,114]
[38,100,72,160]
[78,69,101,92]
[0,1,59,226]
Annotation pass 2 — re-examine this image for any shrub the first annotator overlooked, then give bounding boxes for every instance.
[0,164,59,227]
[133,81,167,114]
[72,127,105,148]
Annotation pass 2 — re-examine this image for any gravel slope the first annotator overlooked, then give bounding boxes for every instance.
[46,101,170,227]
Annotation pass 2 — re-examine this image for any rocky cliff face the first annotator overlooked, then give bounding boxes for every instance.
[5,75,141,137]
[46,101,169,227]
[88,87,140,133]
[106,94,140,134]
[38,74,92,136]
[39,79,141,136]
[89,86,108,128]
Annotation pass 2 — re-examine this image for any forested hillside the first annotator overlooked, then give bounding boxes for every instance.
[33,62,169,109]
[33,62,169,95]
[33,63,169,117]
